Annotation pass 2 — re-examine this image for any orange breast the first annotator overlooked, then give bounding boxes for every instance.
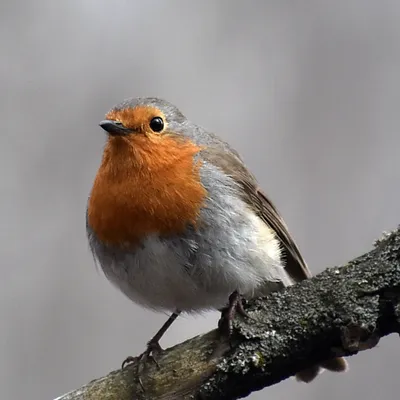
[87,134,206,247]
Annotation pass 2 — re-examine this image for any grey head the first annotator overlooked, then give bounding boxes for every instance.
[112,97,186,120]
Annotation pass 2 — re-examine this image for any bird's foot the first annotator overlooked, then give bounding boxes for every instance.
[218,290,249,337]
[121,340,163,391]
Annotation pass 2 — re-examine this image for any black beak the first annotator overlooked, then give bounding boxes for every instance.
[99,120,131,136]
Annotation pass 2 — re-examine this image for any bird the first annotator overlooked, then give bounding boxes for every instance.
[86,97,348,383]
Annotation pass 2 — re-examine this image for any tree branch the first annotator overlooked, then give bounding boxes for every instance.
[55,227,400,400]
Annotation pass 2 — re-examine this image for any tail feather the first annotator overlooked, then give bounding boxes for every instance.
[296,357,348,383]
[320,357,348,372]
[295,365,321,383]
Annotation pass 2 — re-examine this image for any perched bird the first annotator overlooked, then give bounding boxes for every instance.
[86,97,347,382]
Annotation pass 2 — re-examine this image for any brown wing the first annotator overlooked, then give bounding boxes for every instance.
[201,145,311,282]
[255,188,311,281]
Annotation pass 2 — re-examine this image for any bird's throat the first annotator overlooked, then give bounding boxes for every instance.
[87,135,206,247]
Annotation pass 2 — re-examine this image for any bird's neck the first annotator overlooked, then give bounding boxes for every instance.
[87,135,206,247]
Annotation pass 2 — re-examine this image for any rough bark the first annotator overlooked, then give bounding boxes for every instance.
[55,227,400,400]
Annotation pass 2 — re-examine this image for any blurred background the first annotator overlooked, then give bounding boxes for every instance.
[2,1,400,399]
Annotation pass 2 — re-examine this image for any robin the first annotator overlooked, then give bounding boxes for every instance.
[86,97,347,383]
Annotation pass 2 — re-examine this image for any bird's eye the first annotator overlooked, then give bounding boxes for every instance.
[149,117,164,133]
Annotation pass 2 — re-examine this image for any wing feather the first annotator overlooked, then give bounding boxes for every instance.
[201,144,311,282]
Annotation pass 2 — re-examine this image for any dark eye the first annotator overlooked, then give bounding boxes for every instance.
[149,117,164,132]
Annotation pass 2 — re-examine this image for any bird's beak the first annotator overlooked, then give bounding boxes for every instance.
[99,120,131,136]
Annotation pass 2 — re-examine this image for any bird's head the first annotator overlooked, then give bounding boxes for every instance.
[88,98,207,246]
[98,97,200,169]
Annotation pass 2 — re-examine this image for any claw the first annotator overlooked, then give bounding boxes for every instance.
[218,290,248,336]
[121,355,135,369]
[121,341,163,369]
[139,340,163,370]
[121,340,164,391]
[120,311,181,392]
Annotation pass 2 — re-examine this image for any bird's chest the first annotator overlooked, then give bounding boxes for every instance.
[87,157,207,247]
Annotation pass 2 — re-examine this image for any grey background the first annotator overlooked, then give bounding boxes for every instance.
[2,1,399,399]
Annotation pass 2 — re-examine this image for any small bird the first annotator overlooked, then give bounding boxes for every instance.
[86,97,347,382]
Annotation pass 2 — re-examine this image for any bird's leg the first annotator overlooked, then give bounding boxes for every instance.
[121,310,181,371]
[218,290,248,336]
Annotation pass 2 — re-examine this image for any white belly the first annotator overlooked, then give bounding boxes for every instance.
[89,202,292,313]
